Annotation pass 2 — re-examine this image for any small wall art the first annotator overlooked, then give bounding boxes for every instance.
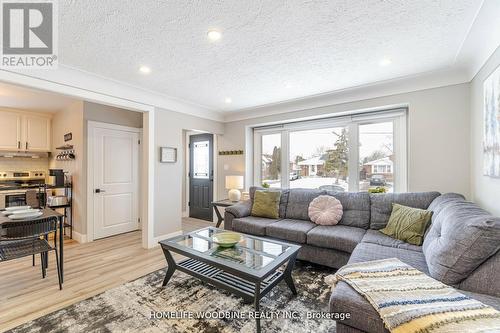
[160,147,177,163]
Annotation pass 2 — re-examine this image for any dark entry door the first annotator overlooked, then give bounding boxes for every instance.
[189,133,214,221]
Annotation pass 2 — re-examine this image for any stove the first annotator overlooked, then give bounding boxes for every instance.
[0,171,46,181]
[0,171,46,209]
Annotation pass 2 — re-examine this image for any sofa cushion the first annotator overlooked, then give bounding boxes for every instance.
[459,250,500,297]
[232,216,279,236]
[361,229,422,252]
[265,219,316,243]
[460,290,500,311]
[427,192,465,215]
[424,192,466,238]
[249,186,289,218]
[369,192,440,230]
[298,244,351,269]
[330,281,388,333]
[224,200,252,218]
[285,189,326,220]
[307,225,366,253]
[326,191,370,229]
[423,199,500,285]
[348,242,429,273]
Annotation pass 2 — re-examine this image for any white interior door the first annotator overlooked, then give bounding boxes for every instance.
[92,125,140,239]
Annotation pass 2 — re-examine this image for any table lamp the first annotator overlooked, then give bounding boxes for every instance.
[225,175,244,202]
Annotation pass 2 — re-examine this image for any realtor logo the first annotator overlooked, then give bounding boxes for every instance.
[1,0,58,68]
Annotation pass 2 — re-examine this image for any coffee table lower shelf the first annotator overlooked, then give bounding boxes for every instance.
[177,257,284,303]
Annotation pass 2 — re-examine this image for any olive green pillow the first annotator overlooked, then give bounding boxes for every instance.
[251,190,281,219]
[380,203,433,246]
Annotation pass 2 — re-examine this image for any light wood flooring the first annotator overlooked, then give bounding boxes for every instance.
[0,217,212,332]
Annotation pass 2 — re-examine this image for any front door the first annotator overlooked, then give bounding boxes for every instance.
[189,134,213,221]
[91,123,140,239]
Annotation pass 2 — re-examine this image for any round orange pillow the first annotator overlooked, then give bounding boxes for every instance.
[308,195,343,225]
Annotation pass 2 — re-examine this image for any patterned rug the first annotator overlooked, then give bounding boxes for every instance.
[9,262,337,333]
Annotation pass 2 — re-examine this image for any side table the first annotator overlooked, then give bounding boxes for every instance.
[212,199,241,228]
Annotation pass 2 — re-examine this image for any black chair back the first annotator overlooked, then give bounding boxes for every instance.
[0,216,58,241]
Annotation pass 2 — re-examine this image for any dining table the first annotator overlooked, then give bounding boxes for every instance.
[0,208,65,282]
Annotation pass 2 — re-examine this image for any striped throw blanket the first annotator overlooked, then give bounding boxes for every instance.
[327,258,500,333]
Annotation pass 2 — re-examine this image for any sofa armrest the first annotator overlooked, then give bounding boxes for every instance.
[224,200,252,230]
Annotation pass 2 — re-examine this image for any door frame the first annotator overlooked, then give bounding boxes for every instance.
[0,72,156,249]
[184,131,218,222]
[87,121,142,242]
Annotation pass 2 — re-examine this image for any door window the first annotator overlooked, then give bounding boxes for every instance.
[193,141,210,179]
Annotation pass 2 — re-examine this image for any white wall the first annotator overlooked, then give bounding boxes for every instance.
[220,83,471,199]
[154,108,224,238]
[50,102,85,234]
[470,45,500,217]
[83,101,143,128]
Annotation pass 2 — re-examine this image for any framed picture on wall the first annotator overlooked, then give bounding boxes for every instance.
[484,65,500,178]
[160,147,177,163]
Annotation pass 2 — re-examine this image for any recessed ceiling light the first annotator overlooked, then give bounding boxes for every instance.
[224,97,232,104]
[139,65,151,74]
[379,58,392,67]
[285,82,293,89]
[207,29,222,41]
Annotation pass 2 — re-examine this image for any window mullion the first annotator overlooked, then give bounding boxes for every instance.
[348,123,359,191]
[253,132,262,186]
[281,130,290,189]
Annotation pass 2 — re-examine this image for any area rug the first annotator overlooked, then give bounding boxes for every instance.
[9,262,337,333]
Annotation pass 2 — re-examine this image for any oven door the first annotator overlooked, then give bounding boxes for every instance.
[5,192,27,208]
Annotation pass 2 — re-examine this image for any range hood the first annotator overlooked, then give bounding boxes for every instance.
[0,151,49,158]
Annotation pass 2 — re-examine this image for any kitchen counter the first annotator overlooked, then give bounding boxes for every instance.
[0,186,45,191]
[0,184,72,191]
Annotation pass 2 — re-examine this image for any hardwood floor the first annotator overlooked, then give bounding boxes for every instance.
[0,217,214,332]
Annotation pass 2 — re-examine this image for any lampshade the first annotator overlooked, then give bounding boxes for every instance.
[225,175,244,189]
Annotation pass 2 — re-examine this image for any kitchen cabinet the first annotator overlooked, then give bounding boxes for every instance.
[23,115,51,151]
[0,111,22,150]
[0,110,51,152]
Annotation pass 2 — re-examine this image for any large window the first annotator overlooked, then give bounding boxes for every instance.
[359,122,394,193]
[253,109,407,192]
[261,133,281,188]
[289,127,349,191]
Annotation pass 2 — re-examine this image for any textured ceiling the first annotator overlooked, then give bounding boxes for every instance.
[59,0,482,113]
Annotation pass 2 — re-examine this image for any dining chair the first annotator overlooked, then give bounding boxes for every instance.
[0,216,62,290]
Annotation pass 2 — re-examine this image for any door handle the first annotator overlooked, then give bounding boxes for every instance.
[25,142,28,150]
[18,141,20,149]
[95,189,106,193]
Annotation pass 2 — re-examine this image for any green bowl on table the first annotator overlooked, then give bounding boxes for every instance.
[212,232,242,248]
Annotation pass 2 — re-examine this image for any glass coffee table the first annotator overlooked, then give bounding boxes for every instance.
[159,227,301,333]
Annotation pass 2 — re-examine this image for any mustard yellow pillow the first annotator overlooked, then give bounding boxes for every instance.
[380,203,433,246]
[251,190,281,219]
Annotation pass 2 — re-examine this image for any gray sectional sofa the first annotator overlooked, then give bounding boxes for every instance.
[224,187,500,333]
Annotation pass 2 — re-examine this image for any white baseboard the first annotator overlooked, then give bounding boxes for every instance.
[152,230,183,246]
[72,230,88,243]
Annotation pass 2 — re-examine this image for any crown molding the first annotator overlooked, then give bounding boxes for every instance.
[0,66,224,121]
[223,68,470,122]
[453,0,500,81]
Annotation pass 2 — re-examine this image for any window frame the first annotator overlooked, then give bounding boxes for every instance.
[252,108,408,192]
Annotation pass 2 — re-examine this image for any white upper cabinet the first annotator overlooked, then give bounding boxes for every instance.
[0,110,51,152]
[23,115,51,151]
[0,111,22,150]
